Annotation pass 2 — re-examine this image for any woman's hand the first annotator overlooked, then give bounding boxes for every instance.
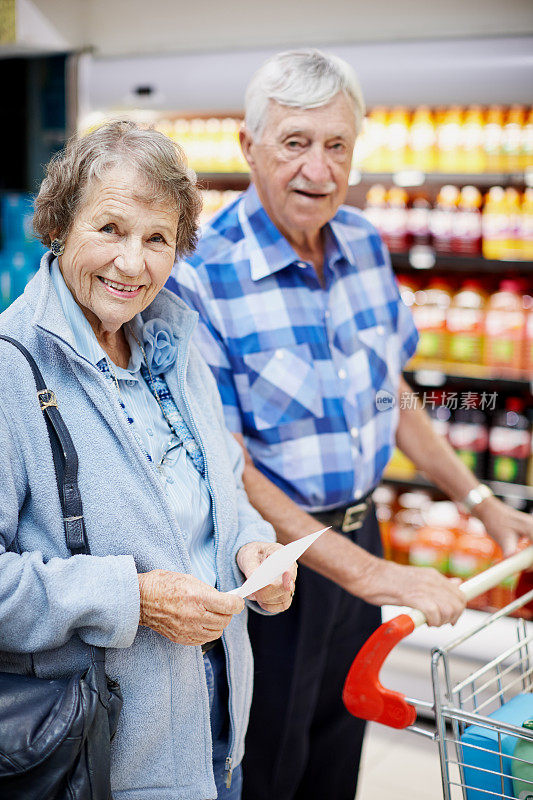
[236,541,297,614]
[138,570,244,645]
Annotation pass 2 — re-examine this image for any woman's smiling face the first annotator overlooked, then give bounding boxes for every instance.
[58,166,179,337]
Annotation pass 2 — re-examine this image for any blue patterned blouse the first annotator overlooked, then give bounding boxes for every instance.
[50,259,216,586]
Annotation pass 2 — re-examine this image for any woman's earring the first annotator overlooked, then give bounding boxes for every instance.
[51,239,65,256]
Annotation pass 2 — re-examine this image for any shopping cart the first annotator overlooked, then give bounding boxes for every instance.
[343,546,533,799]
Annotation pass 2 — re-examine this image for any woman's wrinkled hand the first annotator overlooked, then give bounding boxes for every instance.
[236,541,297,614]
[138,570,245,645]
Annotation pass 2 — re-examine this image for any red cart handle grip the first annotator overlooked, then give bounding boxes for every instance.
[342,614,417,729]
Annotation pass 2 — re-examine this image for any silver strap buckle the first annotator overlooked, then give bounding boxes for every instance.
[342,502,368,533]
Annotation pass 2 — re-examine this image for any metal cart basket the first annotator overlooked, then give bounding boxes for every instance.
[343,547,533,800]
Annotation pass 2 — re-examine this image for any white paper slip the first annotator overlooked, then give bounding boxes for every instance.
[229,526,330,599]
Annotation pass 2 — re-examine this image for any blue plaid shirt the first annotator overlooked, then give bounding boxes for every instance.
[168,185,418,512]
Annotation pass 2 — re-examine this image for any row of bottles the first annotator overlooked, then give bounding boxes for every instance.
[110,105,533,177]
[363,184,533,260]
[386,394,532,487]
[397,276,533,372]
[353,105,533,173]
[155,117,247,172]
[373,488,532,616]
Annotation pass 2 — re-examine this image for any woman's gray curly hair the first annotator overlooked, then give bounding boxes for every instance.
[33,120,201,258]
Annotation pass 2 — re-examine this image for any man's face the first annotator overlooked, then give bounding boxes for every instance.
[240,92,356,243]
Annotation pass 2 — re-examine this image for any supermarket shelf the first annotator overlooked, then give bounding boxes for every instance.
[196,170,532,188]
[349,169,532,188]
[391,250,533,273]
[404,362,533,392]
[382,473,533,503]
[196,172,249,188]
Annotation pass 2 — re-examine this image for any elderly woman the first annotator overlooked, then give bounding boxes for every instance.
[0,121,297,800]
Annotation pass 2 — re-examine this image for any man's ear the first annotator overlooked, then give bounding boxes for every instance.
[239,126,256,170]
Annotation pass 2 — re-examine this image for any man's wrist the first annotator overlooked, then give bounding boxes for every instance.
[460,483,494,514]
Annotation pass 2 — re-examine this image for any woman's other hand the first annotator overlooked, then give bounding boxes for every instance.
[236,541,297,614]
[138,570,244,645]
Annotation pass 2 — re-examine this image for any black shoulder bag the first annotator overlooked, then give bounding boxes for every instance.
[0,336,123,800]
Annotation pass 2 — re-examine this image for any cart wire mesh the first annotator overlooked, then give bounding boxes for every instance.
[431,588,533,800]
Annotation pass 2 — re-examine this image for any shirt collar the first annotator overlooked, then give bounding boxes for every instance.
[50,258,144,376]
[242,184,351,280]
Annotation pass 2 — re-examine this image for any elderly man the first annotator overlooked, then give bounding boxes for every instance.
[168,50,533,800]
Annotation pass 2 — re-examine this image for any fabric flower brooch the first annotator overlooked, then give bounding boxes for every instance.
[142,319,179,376]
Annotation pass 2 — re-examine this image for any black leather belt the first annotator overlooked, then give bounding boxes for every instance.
[202,640,218,655]
[312,494,373,534]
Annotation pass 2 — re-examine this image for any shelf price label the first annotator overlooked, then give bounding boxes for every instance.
[408,246,436,270]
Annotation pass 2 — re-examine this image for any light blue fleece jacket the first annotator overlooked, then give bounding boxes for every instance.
[0,252,276,800]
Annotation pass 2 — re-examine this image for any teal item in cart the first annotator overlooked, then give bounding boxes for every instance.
[512,719,533,799]
[460,693,533,800]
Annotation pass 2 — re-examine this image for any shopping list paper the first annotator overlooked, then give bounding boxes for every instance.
[229,527,330,599]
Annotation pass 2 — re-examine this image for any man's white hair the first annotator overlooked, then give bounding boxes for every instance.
[244,49,365,139]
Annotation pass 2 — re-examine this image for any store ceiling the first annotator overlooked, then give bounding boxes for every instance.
[5,0,533,58]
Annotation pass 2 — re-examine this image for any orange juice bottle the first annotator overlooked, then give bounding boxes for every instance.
[525,291,533,372]
[502,105,526,172]
[363,184,388,238]
[390,509,423,565]
[408,194,432,247]
[387,107,410,171]
[382,187,410,252]
[491,537,531,611]
[173,118,191,155]
[389,491,431,565]
[446,280,487,365]
[396,274,419,310]
[437,106,463,172]
[408,106,436,171]
[461,106,486,173]
[373,485,397,561]
[521,188,533,261]
[452,186,483,255]
[409,525,456,575]
[521,107,533,170]
[364,107,389,171]
[503,187,523,259]
[430,185,460,253]
[482,186,507,260]
[483,106,505,171]
[449,519,496,610]
[484,279,527,370]
[412,279,453,362]
[409,502,461,574]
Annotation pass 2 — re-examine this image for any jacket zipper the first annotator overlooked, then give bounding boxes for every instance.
[178,355,236,789]
[225,756,233,788]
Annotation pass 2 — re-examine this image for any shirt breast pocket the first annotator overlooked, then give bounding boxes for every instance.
[243,344,323,431]
[354,324,401,416]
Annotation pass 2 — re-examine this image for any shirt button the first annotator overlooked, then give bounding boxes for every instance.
[376,325,385,335]
[296,261,307,268]
[338,368,347,380]
[146,428,154,437]
[166,476,174,485]
[126,379,136,387]
[350,427,359,439]
[275,349,284,360]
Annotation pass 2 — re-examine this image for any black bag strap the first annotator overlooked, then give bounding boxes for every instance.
[0,336,111,693]
[0,336,89,556]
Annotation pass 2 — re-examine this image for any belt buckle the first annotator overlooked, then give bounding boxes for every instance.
[341,502,367,533]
